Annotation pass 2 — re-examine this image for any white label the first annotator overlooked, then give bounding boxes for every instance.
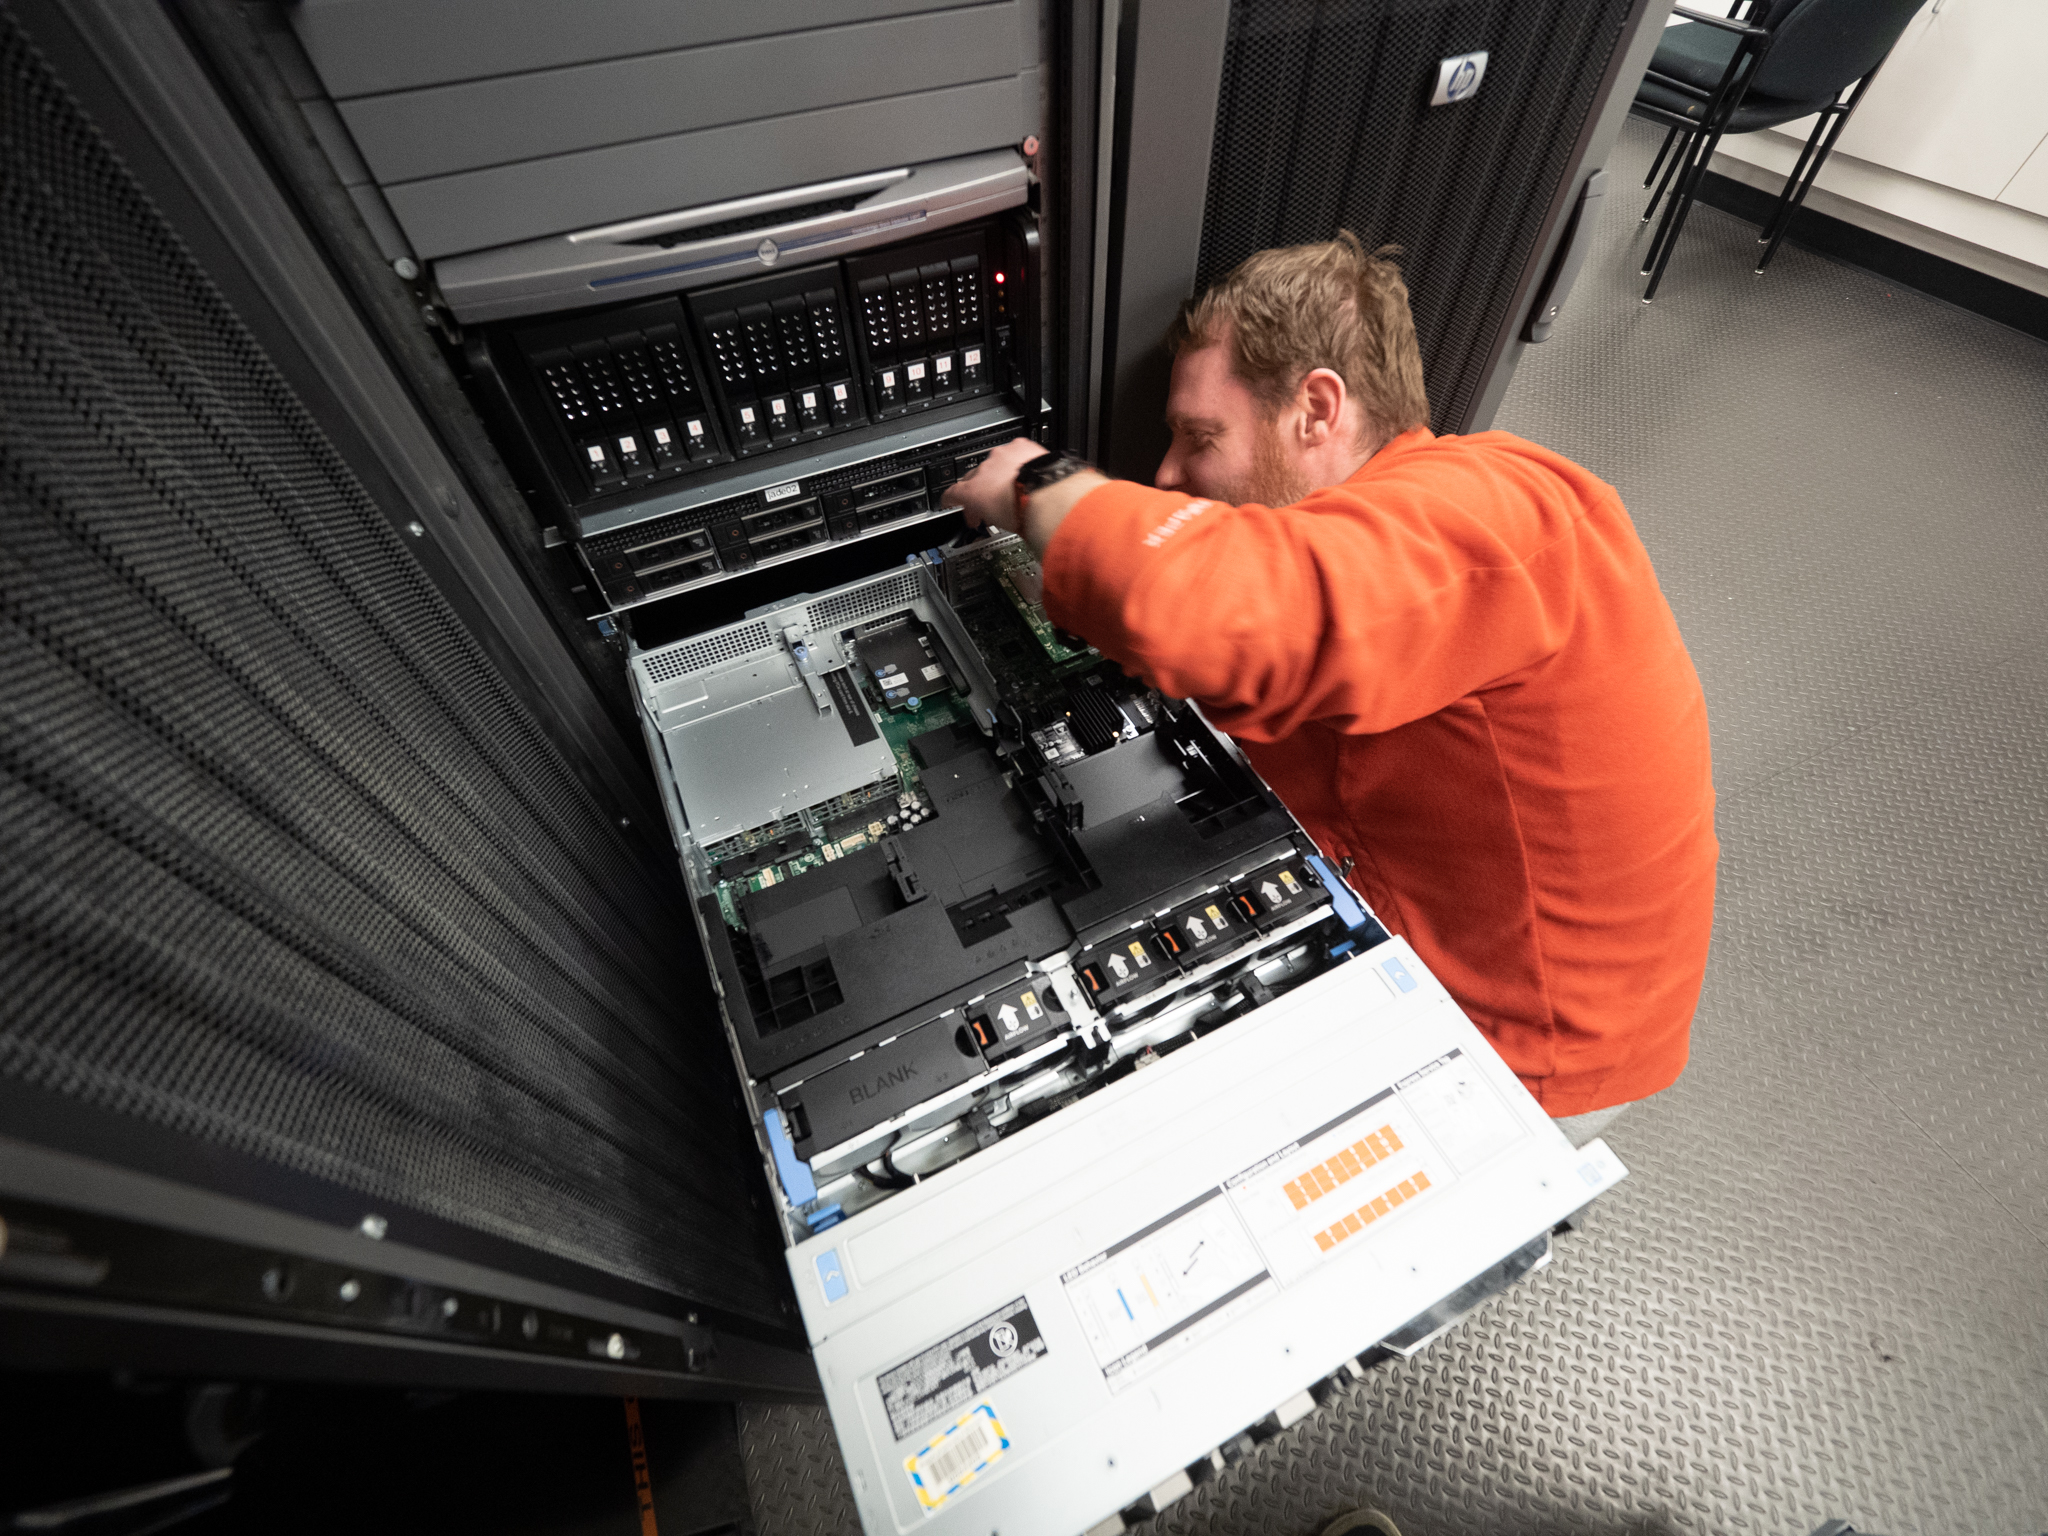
[935,355,954,373]
[801,392,817,409]
[904,1403,1008,1512]
[764,481,803,504]
[617,436,637,454]
[739,407,756,424]
[585,445,606,464]
[921,663,945,682]
[881,371,897,388]
[907,362,927,380]
[686,418,704,435]
[771,398,788,415]
[832,383,849,401]
[1398,1054,1519,1173]
[1061,1192,1270,1389]
[652,427,672,445]
[965,348,982,366]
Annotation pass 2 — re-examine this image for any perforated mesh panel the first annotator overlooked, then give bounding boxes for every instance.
[638,621,777,685]
[1198,0,1634,431]
[806,567,926,634]
[0,10,786,1324]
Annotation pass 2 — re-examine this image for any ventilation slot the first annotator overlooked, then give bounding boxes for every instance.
[806,568,925,635]
[1195,0,1633,432]
[0,5,784,1324]
[640,620,774,684]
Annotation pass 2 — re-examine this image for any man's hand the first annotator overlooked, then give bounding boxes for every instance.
[945,437,1108,556]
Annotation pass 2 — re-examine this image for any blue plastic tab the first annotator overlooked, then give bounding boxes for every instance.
[1328,940,1356,959]
[1381,956,1418,993]
[762,1108,816,1205]
[805,1203,843,1234]
[814,1247,848,1303]
[1306,854,1371,930]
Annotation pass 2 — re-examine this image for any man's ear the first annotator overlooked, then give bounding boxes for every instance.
[1296,367,1348,447]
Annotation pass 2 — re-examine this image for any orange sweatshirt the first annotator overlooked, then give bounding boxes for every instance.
[1042,428,1717,1115]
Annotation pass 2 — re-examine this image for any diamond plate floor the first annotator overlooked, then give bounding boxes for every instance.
[737,119,2048,1536]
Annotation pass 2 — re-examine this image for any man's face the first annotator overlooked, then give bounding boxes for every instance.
[1155,339,1312,507]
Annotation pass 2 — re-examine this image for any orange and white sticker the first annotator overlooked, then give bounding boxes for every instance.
[623,1397,659,1536]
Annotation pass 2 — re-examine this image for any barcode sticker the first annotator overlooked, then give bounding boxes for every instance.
[904,1401,1009,1511]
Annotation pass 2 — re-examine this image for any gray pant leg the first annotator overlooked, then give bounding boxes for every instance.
[1551,1101,1631,1149]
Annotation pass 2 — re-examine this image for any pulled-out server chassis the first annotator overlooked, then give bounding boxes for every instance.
[630,537,1622,1534]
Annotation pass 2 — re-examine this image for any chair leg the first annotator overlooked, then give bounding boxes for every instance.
[1642,126,1693,225]
[1757,110,1851,273]
[1641,126,1707,275]
[1757,63,1894,275]
[1757,110,1833,250]
[1639,31,1767,299]
[1644,124,1681,190]
[1643,128,1727,303]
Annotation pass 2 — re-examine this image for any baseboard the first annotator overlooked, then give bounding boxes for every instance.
[1694,170,2048,345]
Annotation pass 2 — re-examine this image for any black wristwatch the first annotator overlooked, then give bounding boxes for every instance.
[1012,449,1095,517]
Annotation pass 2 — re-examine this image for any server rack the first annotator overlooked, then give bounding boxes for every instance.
[1,0,1669,1519]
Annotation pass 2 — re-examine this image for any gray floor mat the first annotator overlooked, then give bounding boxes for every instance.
[738,118,2048,1536]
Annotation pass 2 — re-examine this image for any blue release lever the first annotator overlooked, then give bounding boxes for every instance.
[763,1107,817,1205]
[1306,854,1371,930]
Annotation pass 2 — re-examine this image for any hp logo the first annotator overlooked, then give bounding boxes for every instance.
[1430,50,1490,107]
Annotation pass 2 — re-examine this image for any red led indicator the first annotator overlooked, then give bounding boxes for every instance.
[994,272,1007,284]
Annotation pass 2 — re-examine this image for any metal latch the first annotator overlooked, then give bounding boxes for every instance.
[782,624,833,716]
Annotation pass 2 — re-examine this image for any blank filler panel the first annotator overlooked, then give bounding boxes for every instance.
[289,0,1004,97]
[289,0,1040,260]
[335,6,1027,186]
[386,79,1028,259]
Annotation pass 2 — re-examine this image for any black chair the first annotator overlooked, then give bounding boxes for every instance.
[1630,0,1925,302]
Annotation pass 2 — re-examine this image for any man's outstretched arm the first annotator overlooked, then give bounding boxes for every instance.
[945,436,1582,745]
[947,437,1107,554]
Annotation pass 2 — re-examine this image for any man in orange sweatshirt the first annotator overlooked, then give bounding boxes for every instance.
[947,234,1716,1146]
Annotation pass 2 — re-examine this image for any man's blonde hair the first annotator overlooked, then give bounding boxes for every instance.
[1166,231,1430,448]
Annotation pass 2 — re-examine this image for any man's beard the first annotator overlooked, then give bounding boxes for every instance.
[1214,415,1317,508]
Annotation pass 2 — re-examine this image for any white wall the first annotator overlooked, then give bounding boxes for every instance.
[1668,0,2048,295]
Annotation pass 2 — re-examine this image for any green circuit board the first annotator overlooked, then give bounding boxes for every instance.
[995,544,1098,665]
[712,671,969,932]
[876,690,970,783]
